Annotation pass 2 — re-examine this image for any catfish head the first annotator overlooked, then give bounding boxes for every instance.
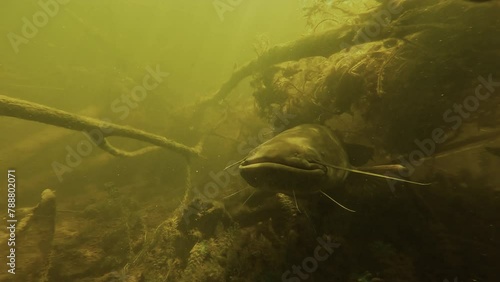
[239,124,350,195]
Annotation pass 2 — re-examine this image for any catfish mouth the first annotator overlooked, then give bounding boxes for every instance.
[239,157,326,174]
[240,158,327,174]
[239,157,326,193]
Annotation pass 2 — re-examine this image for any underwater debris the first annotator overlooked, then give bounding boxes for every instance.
[0,189,56,282]
[249,0,500,153]
[0,95,202,159]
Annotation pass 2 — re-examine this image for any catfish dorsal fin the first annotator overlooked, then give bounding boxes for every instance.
[322,163,432,186]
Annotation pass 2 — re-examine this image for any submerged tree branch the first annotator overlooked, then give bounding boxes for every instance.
[0,95,202,159]
[205,26,357,105]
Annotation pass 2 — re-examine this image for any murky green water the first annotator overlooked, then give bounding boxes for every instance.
[0,1,499,281]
